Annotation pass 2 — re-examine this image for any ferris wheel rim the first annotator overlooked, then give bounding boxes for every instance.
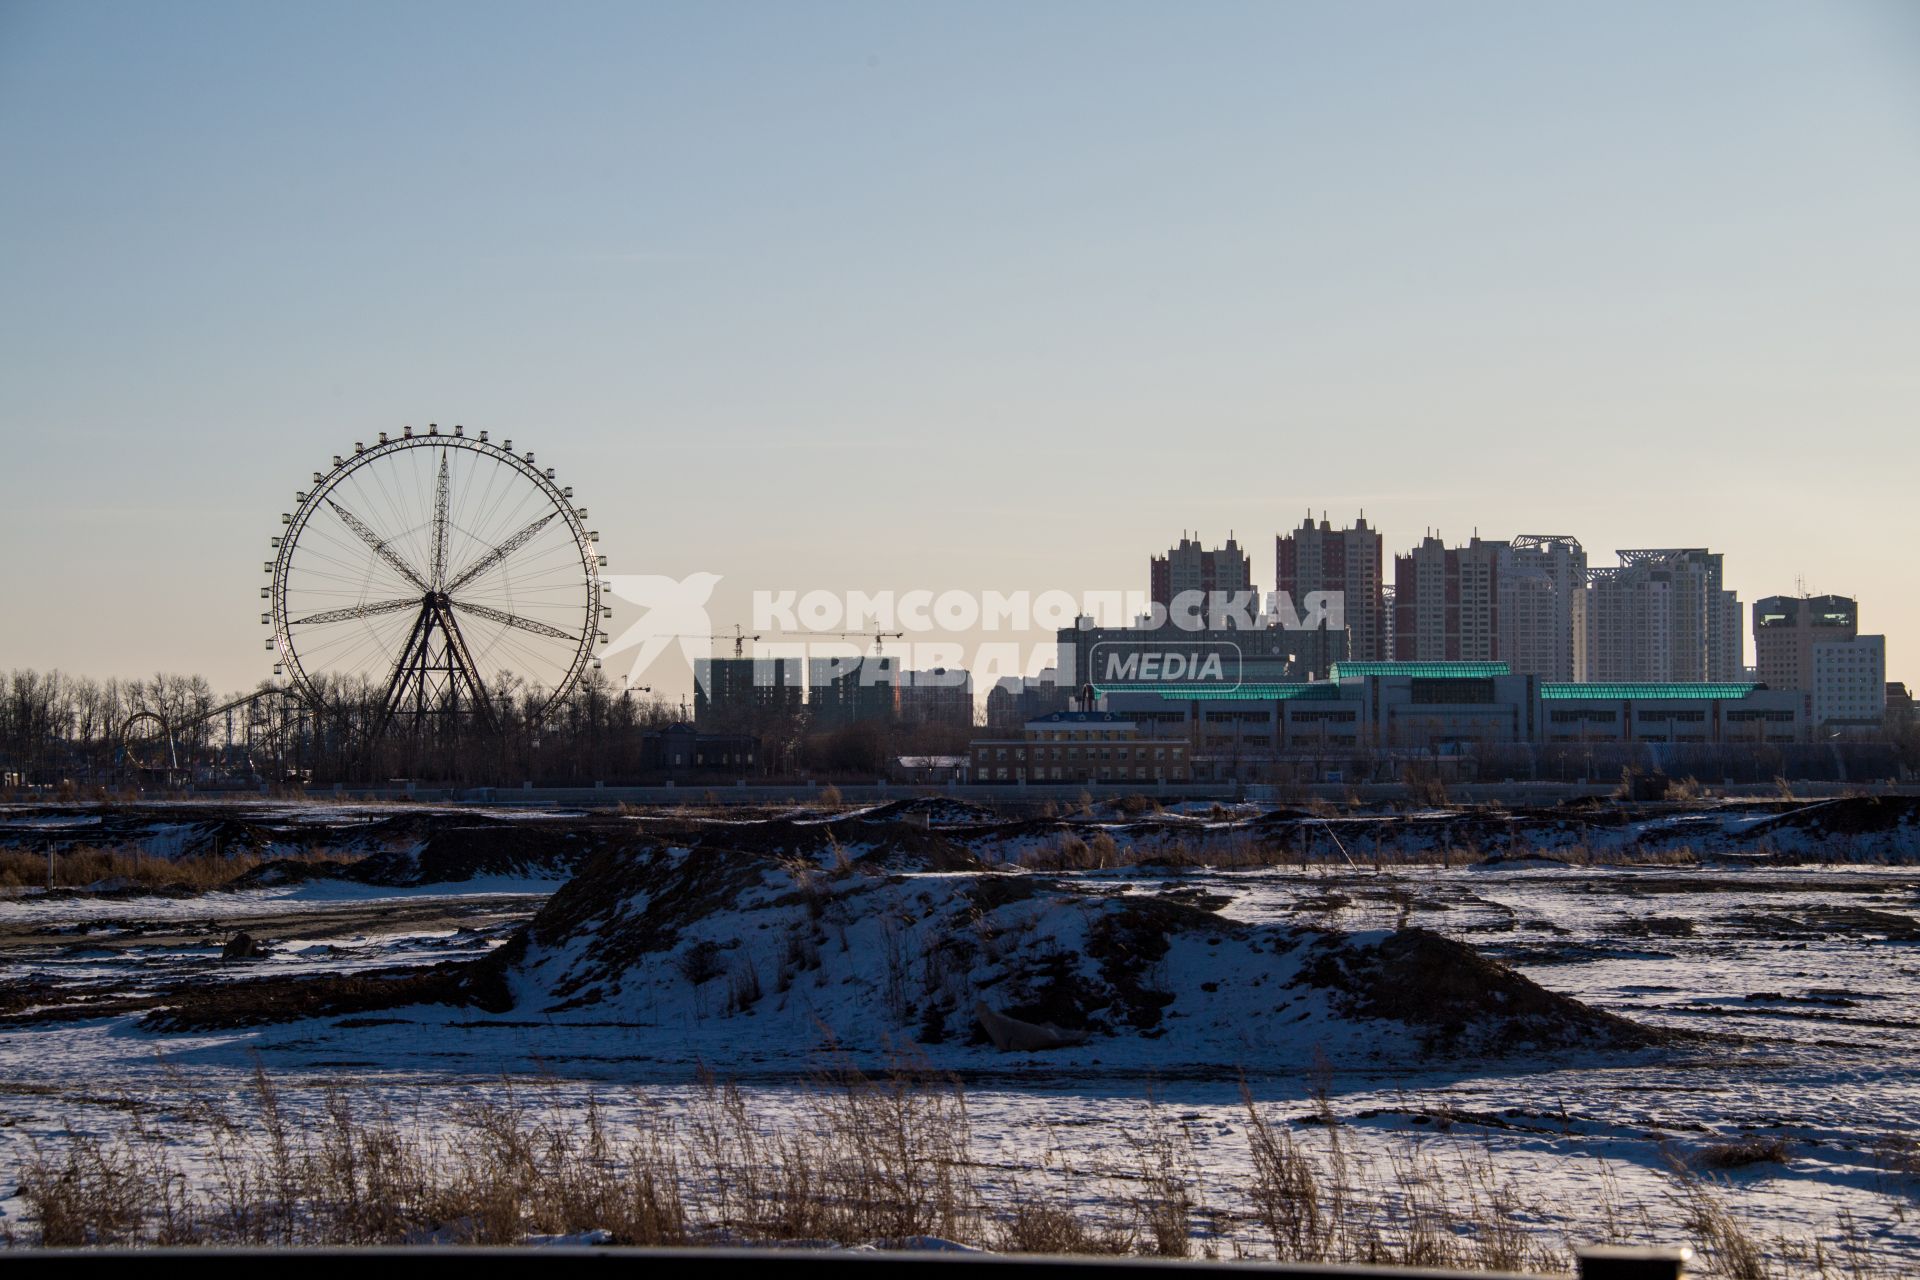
[267,429,604,723]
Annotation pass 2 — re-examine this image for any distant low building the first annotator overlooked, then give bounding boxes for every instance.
[1887,683,1916,746]
[1812,635,1886,733]
[897,666,975,727]
[969,710,1191,784]
[1888,681,1915,722]
[1093,660,1816,780]
[639,723,759,780]
[893,754,968,783]
[1538,682,1806,749]
[1057,615,1343,690]
[986,671,1070,729]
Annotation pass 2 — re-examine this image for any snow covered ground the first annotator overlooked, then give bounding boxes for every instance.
[1,814,1917,1268]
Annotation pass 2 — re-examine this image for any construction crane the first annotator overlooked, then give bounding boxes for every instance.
[716,623,760,658]
[657,626,903,658]
[651,625,762,657]
[813,629,906,656]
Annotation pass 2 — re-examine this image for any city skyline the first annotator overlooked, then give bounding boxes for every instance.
[0,505,1894,708]
[2,2,1917,697]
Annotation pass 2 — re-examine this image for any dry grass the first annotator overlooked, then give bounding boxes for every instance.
[0,845,359,893]
[1240,1087,1563,1272]
[1699,1136,1792,1170]
[5,1065,1907,1275]
[1668,1167,1775,1280]
[1546,843,1701,868]
[14,1062,986,1249]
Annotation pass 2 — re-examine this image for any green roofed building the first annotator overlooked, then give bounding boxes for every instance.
[1329,661,1510,680]
[1093,681,1345,702]
[1081,661,1809,782]
[1540,682,1762,700]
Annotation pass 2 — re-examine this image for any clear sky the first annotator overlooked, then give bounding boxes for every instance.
[2,0,1917,702]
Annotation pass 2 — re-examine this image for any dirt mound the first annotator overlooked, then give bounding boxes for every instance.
[140,960,506,1032]
[349,819,624,885]
[860,797,1005,826]
[0,811,290,859]
[1295,927,1664,1054]
[523,845,778,1008]
[223,858,356,889]
[473,844,1661,1069]
[1742,797,1920,852]
[1726,905,1920,941]
[220,931,271,960]
[689,816,984,872]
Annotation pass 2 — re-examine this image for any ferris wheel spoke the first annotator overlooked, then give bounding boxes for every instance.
[325,498,430,593]
[455,542,585,594]
[343,461,414,570]
[472,623,552,680]
[290,597,423,627]
[430,452,451,589]
[451,598,578,642]
[444,510,561,594]
[298,524,420,586]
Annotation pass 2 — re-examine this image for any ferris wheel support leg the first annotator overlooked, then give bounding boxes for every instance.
[374,602,437,740]
[435,599,498,735]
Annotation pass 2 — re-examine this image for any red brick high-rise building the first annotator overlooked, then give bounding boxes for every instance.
[1393,534,1501,662]
[1276,513,1384,662]
[1150,534,1251,610]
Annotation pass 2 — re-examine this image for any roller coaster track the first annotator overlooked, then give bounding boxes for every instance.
[118,686,311,775]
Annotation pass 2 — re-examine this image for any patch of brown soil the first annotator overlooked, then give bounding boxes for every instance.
[1295,927,1669,1053]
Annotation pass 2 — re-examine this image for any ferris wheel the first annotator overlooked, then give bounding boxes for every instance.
[265,425,607,732]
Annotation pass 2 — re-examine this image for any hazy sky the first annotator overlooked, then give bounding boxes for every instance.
[2,0,1917,703]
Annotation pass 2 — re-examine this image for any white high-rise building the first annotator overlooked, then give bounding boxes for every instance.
[1497,535,1585,681]
[1575,548,1742,683]
[1812,635,1886,727]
